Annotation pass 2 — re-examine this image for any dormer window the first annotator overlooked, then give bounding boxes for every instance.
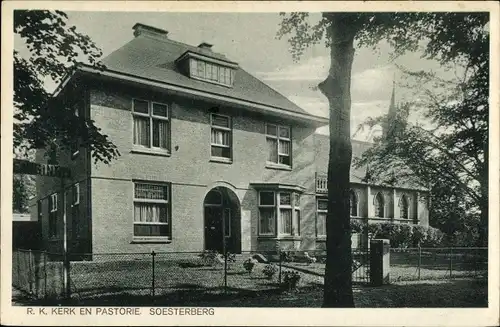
[190,59,234,86]
[175,49,238,88]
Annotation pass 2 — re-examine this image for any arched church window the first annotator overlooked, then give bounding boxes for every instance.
[349,190,358,217]
[374,192,385,218]
[400,195,409,219]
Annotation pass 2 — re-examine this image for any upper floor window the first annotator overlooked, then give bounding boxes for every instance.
[349,190,359,217]
[210,114,232,161]
[374,192,385,218]
[190,59,234,86]
[133,182,171,239]
[399,194,409,219]
[266,124,291,167]
[132,99,170,152]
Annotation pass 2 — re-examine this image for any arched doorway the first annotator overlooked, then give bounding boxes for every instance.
[203,187,241,253]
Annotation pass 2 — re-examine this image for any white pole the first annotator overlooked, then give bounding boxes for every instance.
[61,177,70,298]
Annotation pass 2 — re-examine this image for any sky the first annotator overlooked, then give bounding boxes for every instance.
[19,12,450,140]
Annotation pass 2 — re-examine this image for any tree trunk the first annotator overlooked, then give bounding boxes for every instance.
[319,15,357,308]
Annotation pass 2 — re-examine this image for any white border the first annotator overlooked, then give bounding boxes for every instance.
[2,1,499,326]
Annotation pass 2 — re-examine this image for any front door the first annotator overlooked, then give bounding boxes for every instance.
[204,206,224,252]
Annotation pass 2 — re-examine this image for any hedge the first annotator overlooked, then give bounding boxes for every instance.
[350,221,444,248]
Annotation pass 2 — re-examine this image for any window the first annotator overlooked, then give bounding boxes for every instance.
[210,114,232,160]
[258,191,275,235]
[224,208,231,237]
[374,192,385,218]
[71,183,80,238]
[294,193,301,236]
[349,190,359,217]
[133,99,169,151]
[400,195,409,219]
[37,200,42,221]
[190,59,233,86]
[317,198,328,237]
[266,124,291,167]
[48,193,58,238]
[259,191,300,236]
[133,183,170,238]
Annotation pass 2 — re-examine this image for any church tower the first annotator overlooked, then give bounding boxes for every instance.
[382,77,398,139]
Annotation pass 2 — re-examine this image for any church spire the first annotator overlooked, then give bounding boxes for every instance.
[383,73,398,138]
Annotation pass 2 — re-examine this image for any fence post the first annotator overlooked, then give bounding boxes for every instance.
[28,249,33,294]
[449,247,453,279]
[224,252,228,294]
[151,251,156,299]
[418,245,421,281]
[278,251,282,285]
[43,251,47,300]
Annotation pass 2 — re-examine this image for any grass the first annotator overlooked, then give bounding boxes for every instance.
[13,278,487,308]
[68,255,324,300]
[13,252,487,307]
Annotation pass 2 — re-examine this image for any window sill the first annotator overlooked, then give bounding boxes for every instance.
[131,148,171,157]
[316,237,327,241]
[210,157,233,164]
[131,238,172,244]
[265,163,292,171]
[257,235,302,241]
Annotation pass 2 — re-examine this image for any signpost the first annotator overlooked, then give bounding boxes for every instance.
[14,158,72,299]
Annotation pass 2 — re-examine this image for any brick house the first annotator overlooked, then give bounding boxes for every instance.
[32,23,430,255]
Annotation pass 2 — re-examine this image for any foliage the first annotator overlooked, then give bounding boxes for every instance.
[263,263,278,279]
[198,250,222,266]
[366,222,444,248]
[280,251,295,263]
[13,174,35,213]
[243,258,257,273]
[14,10,119,164]
[277,11,489,306]
[351,219,365,233]
[282,270,301,292]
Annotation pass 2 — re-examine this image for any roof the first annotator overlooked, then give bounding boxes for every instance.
[314,134,371,183]
[96,30,321,122]
[313,134,427,191]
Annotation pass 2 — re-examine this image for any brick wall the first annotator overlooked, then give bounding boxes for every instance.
[88,83,318,253]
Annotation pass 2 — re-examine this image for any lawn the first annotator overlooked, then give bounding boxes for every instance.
[68,254,324,300]
[14,278,487,308]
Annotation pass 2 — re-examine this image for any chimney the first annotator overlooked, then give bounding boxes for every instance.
[198,42,213,51]
[133,23,169,39]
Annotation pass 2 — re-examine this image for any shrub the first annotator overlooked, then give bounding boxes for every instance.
[243,258,257,273]
[262,263,278,279]
[280,251,295,263]
[351,219,364,233]
[282,270,301,292]
[365,222,445,248]
[198,250,221,266]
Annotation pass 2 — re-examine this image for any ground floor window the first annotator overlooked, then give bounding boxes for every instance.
[133,182,170,238]
[258,190,301,237]
[316,198,327,237]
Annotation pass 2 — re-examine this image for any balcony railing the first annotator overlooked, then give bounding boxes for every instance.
[316,173,328,194]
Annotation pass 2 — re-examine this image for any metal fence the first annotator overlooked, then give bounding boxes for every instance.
[390,247,488,282]
[12,249,369,304]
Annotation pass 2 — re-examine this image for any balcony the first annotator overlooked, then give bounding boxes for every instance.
[315,172,328,194]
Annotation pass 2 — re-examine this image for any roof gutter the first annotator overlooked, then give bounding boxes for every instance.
[64,64,329,127]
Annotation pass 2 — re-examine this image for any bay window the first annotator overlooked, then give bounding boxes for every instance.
[258,190,301,237]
